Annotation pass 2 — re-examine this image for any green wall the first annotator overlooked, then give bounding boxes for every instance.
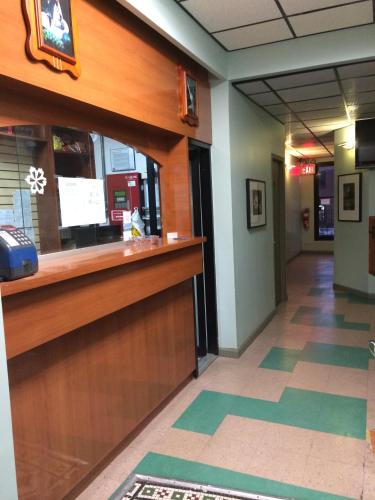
[211,81,285,351]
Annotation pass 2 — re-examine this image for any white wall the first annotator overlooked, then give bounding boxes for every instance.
[116,0,227,78]
[211,80,238,349]
[0,296,18,500]
[334,125,375,294]
[228,24,375,81]
[211,81,285,351]
[285,153,302,261]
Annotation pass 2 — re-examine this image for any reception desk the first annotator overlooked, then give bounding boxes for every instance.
[3,238,203,499]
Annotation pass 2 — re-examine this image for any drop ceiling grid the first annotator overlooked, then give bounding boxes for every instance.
[234,59,375,157]
[175,0,374,51]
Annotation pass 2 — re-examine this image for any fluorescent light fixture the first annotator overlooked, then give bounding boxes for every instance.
[338,140,355,149]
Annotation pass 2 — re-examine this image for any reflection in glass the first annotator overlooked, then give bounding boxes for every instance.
[0,125,161,255]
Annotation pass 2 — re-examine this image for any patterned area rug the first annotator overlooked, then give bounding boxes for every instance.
[110,475,288,500]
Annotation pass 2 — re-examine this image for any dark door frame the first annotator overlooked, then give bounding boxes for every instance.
[272,154,287,305]
[314,162,335,242]
[189,139,219,357]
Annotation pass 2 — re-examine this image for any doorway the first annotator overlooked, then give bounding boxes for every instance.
[189,140,218,371]
[272,155,287,306]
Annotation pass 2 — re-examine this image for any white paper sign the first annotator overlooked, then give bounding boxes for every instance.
[13,189,32,228]
[0,209,15,226]
[58,177,106,228]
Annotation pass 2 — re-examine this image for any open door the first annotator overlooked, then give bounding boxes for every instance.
[189,140,218,365]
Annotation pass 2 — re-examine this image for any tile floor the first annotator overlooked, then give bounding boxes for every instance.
[78,254,375,500]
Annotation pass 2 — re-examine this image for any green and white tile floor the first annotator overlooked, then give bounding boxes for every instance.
[78,255,375,500]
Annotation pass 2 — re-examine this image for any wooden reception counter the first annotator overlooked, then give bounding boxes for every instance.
[2,238,203,500]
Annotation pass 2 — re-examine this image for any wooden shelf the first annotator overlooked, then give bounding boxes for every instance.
[0,131,47,143]
[54,150,89,155]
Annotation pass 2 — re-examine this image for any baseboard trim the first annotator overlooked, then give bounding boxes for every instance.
[333,283,375,300]
[218,309,277,359]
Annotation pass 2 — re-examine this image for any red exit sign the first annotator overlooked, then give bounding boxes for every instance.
[289,163,316,176]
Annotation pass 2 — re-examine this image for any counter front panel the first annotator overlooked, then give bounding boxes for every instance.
[3,239,203,500]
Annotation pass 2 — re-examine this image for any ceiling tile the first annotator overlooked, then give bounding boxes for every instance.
[303,117,351,128]
[289,2,373,37]
[277,81,340,102]
[263,103,290,114]
[288,122,308,131]
[342,76,375,94]
[213,19,293,50]
[279,0,364,15]
[297,107,345,120]
[288,95,343,111]
[309,123,349,133]
[235,81,270,94]
[347,90,375,104]
[266,69,335,90]
[277,113,298,123]
[250,92,281,106]
[182,0,282,33]
[291,131,317,138]
[356,102,375,114]
[338,60,375,79]
[356,110,375,118]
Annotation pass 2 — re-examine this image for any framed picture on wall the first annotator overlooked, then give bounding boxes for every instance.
[178,66,199,127]
[338,172,362,222]
[22,0,81,78]
[246,179,266,229]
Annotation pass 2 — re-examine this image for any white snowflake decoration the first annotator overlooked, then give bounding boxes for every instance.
[25,167,47,195]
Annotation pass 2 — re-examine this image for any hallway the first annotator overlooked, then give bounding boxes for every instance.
[80,254,375,500]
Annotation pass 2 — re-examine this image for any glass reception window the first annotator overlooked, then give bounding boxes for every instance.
[0,125,162,255]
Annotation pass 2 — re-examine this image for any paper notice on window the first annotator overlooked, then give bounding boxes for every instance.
[58,177,106,228]
[13,189,32,228]
[0,209,15,226]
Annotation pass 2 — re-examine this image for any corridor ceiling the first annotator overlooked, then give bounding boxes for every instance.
[175,0,375,158]
[234,60,375,158]
[175,0,374,51]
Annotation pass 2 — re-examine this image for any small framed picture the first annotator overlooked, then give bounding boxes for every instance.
[178,66,199,127]
[23,0,81,78]
[338,172,362,222]
[246,179,266,229]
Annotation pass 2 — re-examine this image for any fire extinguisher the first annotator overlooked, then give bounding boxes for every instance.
[302,208,310,230]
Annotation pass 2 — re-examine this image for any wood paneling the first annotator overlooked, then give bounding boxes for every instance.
[3,242,203,358]
[1,237,204,296]
[370,217,375,275]
[0,0,211,144]
[34,126,61,253]
[8,280,196,500]
[0,78,194,237]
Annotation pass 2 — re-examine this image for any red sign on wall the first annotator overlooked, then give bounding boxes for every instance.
[289,163,316,176]
[300,163,316,175]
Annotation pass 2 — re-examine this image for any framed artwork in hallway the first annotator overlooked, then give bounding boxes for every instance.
[246,179,266,229]
[338,172,362,222]
[23,0,81,78]
[178,66,199,127]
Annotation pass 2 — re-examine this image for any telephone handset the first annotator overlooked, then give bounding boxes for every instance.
[0,226,38,280]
